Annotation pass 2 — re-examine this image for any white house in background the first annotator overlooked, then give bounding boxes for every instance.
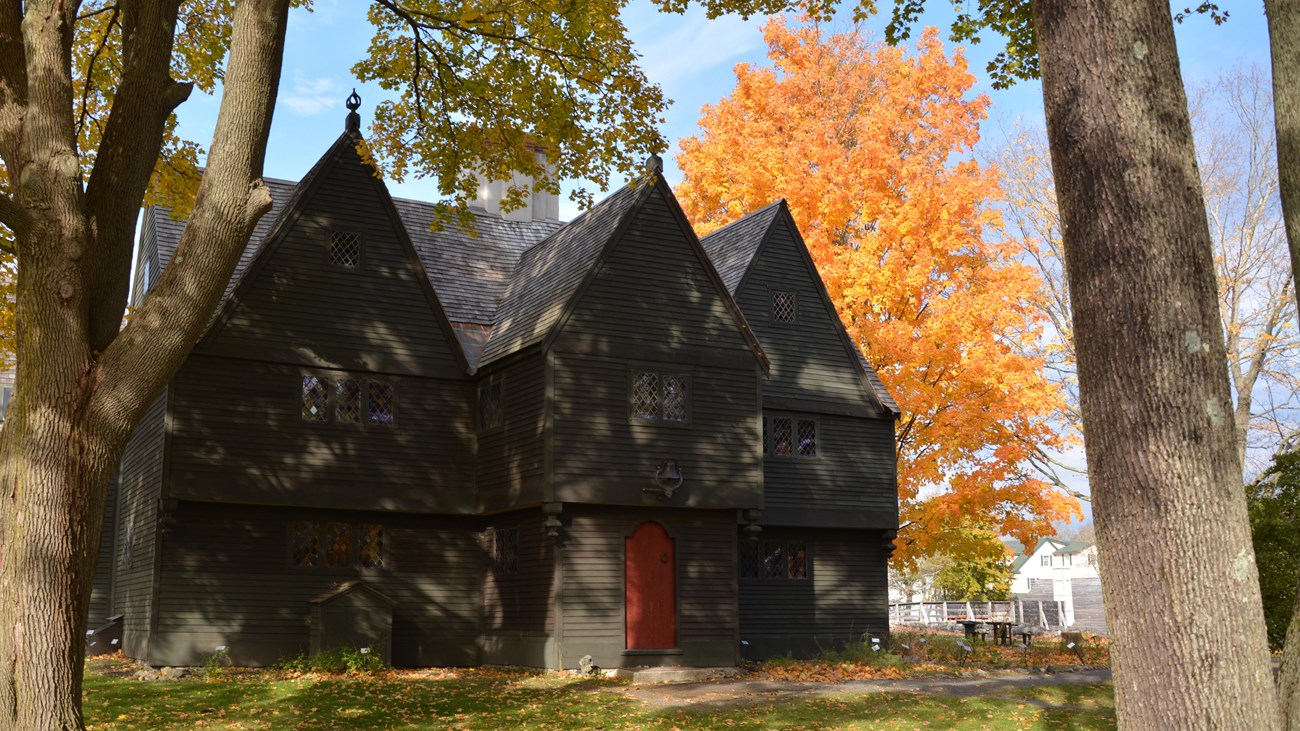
[1005,538,1105,632]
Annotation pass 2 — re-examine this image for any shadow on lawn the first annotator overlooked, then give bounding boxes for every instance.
[83,665,1116,731]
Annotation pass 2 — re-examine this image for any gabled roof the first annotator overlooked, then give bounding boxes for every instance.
[699,202,901,417]
[394,199,563,325]
[479,180,650,366]
[1009,537,1068,573]
[698,202,783,293]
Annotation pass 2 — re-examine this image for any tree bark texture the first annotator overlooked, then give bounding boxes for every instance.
[1266,0,1300,341]
[1032,1,1281,729]
[0,1,289,728]
[1265,1,1300,727]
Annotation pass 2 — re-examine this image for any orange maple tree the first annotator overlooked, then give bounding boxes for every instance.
[677,18,1081,563]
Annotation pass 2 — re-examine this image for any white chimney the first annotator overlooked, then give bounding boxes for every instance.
[473,149,560,222]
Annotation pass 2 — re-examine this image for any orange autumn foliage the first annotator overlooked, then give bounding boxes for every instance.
[676,18,1081,563]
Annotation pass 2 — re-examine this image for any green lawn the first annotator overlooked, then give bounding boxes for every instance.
[83,660,1115,730]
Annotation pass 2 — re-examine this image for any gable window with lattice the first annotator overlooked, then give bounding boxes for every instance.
[629,369,690,424]
[772,290,797,323]
[478,379,503,433]
[300,374,396,427]
[329,230,361,268]
[739,539,809,580]
[764,413,817,458]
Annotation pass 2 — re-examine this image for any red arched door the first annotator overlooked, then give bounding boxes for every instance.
[625,522,676,649]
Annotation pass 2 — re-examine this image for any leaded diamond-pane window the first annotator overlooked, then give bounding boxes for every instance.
[630,370,690,423]
[359,524,385,569]
[762,541,786,578]
[739,540,761,578]
[773,290,796,323]
[336,379,361,423]
[478,381,502,432]
[663,375,688,422]
[797,419,817,457]
[329,230,361,268]
[291,521,319,568]
[745,540,812,580]
[325,522,353,567]
[368,381,395,425]
[302,376,328,421]
[788,542,808,579]
[494,527,519,573]
[771,417,793,456]
[631,371,659,420]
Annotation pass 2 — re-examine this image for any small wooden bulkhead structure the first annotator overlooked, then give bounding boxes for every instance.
[307,582,396,663]
[87,97,901,669]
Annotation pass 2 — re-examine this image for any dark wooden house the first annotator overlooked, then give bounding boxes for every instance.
[88,107,900,670]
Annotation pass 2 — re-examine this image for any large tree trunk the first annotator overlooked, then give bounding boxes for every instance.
[1032,1,1281,728]
[0,1,289,728]
[1265,1,1300,727]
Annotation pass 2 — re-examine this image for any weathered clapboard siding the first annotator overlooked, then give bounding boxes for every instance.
[1070,577,1108,635]
[476,353,546,513]
[480,513,559,666]
[544,188,762,508]
[88,474,119,625]
[551,354,761,509]
[110,391,168,659]
[148,503,484,667]
[738,217,875,413]
[555,185,758,363]
[201,142,465,381]
[167,353,474,512]
[739,528,889,660]
[762,414,898,528]
[558,507,737,668]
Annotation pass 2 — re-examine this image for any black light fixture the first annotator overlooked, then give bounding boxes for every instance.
[645,459,684,499]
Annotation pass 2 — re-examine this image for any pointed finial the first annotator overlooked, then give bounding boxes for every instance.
[645,153,663,175]
[345,89,362,133]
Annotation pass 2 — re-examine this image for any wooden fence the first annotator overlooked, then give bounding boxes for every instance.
[888,600,1066,629]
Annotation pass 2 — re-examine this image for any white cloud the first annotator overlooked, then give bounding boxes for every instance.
[629,8,764,89]
[282,74,342,116]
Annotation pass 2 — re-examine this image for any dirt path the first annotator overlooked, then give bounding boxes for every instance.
[613,669,1113,712]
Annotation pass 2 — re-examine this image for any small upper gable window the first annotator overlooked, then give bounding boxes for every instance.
[772,290,797,323]
[630,370,690,424]
[329,230,361,268]
[1041,555,1051,566]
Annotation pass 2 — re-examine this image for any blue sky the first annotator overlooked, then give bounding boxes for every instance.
[173,0,1273,219]
[168,2,1275,527]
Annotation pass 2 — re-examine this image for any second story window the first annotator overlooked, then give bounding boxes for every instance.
[301,375,396,427]
[630,370,690,424]
[329,230,361,268]
[478,379,503,432]
[764,414,817,457]
[1041,554,1051,566]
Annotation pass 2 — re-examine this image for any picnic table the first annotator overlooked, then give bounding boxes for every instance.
[958,620,1017,645]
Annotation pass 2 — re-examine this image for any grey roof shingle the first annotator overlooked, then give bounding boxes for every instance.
[394,200,563,325]
[698,201,783,293]
[477,179,651,367]
[151,176,299,305]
